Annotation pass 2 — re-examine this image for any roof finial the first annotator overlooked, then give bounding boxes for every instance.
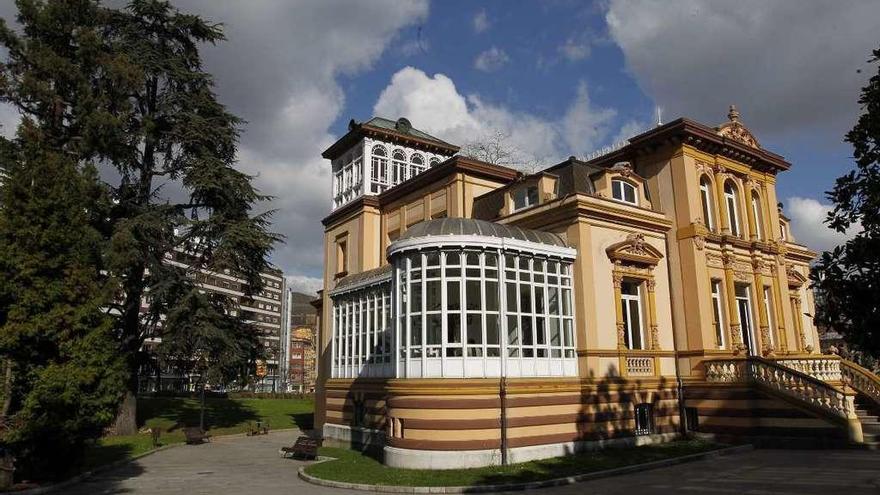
[728,104,740,122]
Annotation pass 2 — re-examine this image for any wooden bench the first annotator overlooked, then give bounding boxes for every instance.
[247,420,270,436]
[280,436,321,459]
[182,427,210,445]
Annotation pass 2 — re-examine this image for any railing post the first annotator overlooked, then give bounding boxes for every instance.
[842,387,863,443]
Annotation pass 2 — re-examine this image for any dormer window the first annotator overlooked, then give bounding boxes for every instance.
[611,179,638,206]
[513,186,538,211]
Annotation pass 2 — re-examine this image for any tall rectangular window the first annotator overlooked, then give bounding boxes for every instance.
[700,178,714,230]
[620,280,644,350]
[763,286,775,348]
[711,280,725,348]
[735,284,755,355]
[336,239,347,275]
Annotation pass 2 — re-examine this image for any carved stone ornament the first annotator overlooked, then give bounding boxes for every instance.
[716,104,762,149]
[611,161,634,177]
[786,265,807,288]
[694,234,706,251]
[606,233,664,267]
[751,257,764,272]
[706,253,724,268]
[711,163,726,175]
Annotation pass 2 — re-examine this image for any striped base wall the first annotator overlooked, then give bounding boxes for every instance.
[322,377,681,467]
[683,385,848,448]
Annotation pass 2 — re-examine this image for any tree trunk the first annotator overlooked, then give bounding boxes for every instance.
[109,389,138,436]
[1,360,13,417]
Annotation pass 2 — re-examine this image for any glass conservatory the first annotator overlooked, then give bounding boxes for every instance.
[330,218,578,379]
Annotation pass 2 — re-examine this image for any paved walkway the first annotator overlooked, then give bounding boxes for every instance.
[66,432,880,494]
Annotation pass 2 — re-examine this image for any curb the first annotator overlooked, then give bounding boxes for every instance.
[298,444,754,493]
[7,428,303,494]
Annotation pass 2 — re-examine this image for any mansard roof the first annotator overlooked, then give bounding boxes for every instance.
[399,218,570,248]
[322,116,460,160]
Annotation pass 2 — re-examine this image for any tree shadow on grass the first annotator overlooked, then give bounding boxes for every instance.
[137,397,260,433]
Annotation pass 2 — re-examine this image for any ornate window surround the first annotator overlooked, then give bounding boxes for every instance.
[607,233,664,377]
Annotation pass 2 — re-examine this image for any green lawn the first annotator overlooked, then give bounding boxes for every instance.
[78,397,314,473]
[305,438,725,487]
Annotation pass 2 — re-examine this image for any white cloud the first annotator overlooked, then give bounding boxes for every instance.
[173,0,429,280]
[473,10,490,33]
[558,36,591,62]
[374,67,620,164]
[785,197,858,253]
[285,275,323,296]
[605,0,880,140]
[474,46,510,72]
[610,119,649,145]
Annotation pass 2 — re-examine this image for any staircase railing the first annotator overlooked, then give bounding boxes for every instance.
[840,359,880,408]
[773,356,842,382]
[704,356,863,442]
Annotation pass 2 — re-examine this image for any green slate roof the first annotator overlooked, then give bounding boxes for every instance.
[362,117,458,149]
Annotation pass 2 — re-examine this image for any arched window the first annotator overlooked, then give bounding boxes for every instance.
[410,153,425,177]
[429,157,440,167]
[699,176,715,231]
[611,179,638,206]
[724,181,742,237]
[392,150,407,184]
[751,191,763,240]
[371,145,388,193]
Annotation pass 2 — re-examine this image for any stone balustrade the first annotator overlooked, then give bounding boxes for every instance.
[774,357,842,382]
[705,357,858,425]
[625,356,654,376]
[840,359,880,407]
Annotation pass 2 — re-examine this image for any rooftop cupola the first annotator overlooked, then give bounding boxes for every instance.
[322,117,460,211]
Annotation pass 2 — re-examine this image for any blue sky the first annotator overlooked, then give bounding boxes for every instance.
[2,0,878,294]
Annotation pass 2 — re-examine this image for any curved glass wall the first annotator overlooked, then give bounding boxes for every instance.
[393,247,576,378]
[331,282,392,378]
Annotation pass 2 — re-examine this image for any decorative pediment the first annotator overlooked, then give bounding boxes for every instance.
[786,265,807,288]
[716,105,761,149]
[606,233,663,266]
[607,161,645,182]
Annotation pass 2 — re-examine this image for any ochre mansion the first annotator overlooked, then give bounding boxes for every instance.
[313,108,880,469]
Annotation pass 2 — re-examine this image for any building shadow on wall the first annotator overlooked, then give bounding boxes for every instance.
[470,365,677,488]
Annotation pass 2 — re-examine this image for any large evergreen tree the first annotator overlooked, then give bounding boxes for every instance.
[0,0,278,434]
[813,45,880,362]
[0,119,127,479]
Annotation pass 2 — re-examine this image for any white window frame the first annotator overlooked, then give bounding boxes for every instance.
[751,192,763,240]
[611,179,638,206]
[513,186,538,211]
[711,279,725,348]
[735,284,757,355]
[763,285,775,348]
[724,182,741,237]
[620,280,644,350]
[699,177,715,230]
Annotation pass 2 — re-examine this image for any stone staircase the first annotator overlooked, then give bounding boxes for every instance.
[854,394,880,450]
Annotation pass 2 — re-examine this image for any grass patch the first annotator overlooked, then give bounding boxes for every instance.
[78,397,314,474]
[305,438,726,487]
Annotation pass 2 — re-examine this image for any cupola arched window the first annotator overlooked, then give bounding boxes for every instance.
[370,145,388,193]
[411,153,425,177]
[724,181,742,237]
[429,157,440,167]
[392,150,407,184]
[699,176,715,231]
[611,179,638,206]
